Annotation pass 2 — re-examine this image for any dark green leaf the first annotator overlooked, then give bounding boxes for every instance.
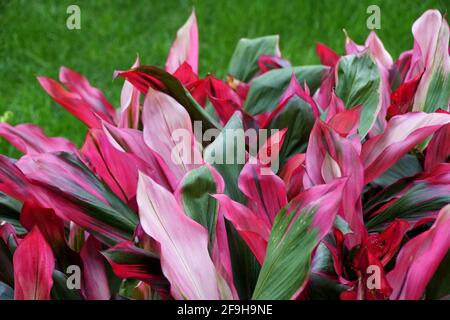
[228,35,280,82]
[225,223,260,300]
[305,273,347,300]
[51,270,83,300]
[365,181,450,231]
[266,96,314,164]
[0,192,25,233]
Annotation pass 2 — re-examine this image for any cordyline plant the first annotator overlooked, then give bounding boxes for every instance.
[0,9,449,301]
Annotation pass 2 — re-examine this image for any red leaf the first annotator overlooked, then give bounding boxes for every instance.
[387,73,422,117]
[316,43,340,67]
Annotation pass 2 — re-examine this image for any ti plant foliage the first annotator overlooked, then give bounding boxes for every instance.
[0,9,449,300]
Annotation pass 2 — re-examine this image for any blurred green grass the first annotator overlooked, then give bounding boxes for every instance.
[0,0,447,156]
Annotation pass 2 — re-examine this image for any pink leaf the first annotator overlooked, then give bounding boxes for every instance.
[166,10,199,74]
[214,194,270,265]
[13,226,54,300]
[362,112,450,183]
[82,128,162,202]
[324,92,346,121]
[257,128,287,168]
[406,10,450,112]
[290,178,347,239]
[137,173,221,299]
[142,87,202,184]
[424,122,450,171]
[80,236,111,300]
[387,204,450,300]
[279,153,306,199]
[59,67,116,122]
[305,121,365,244]
[393,50,413,84]
[118,56,141,129]
[238,161,287,226]
[0,123,77,155]
[102,122,177,191]
[0,155,39,203]
[37,76,104,128]
[17,153,136,244]
[326,105,361,137]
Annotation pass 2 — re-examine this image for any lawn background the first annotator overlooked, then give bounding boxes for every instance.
[0,0,447,156]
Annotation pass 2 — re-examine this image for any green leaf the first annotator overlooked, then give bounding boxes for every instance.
[228,35,280,82]
[266,96,314,164]
[51,270,83,300]
[336,53,381,138]
[252,207,318,300]
[0,192,25,233]
[180,166,219,250]
[426,252,450,300]
[243,66,327,115]
[422,64,450,113]
[372,154,422,188]
[204,114,260,299]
